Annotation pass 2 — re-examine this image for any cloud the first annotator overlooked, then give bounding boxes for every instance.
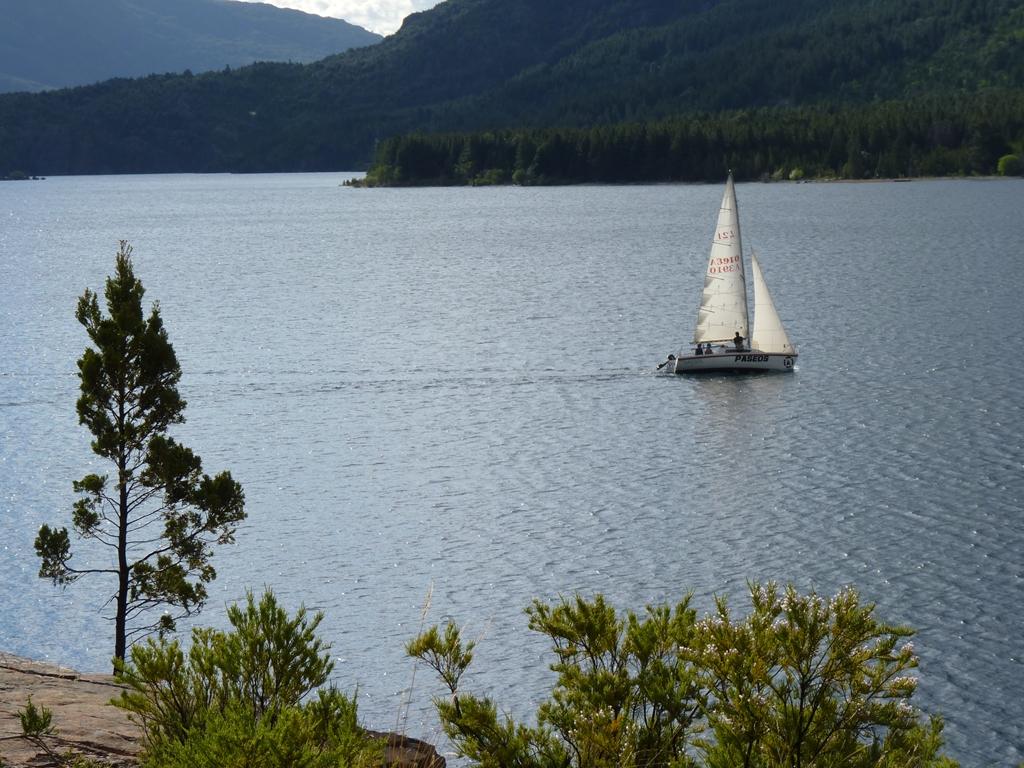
[235,0,443,35]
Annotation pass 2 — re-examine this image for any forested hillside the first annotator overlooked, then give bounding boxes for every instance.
[1,0,1022,176]
[0,0,380,94]
[455,0,1024,125]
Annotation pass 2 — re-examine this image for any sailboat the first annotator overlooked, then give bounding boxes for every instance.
[670,173,797,373]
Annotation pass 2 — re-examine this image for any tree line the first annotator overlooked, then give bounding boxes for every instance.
[361,90,1024,185]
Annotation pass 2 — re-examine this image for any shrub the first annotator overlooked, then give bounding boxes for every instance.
[113,589,382,768]
[409,593,703,768]
[409,583,957,768]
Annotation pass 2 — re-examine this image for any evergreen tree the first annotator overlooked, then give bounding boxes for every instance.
[35,241,246,668]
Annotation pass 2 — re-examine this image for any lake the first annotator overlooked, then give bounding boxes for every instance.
[1,173,1022,765]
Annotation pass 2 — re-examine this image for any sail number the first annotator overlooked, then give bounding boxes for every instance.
[708,254,741,274]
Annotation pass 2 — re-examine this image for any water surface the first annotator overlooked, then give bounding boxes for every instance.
[1,174,1021,764]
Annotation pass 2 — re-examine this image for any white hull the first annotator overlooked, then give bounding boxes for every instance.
[674,350,796,373]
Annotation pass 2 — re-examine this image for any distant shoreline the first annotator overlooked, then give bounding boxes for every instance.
[346,173,1014,189]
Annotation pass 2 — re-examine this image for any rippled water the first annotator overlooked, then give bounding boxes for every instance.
[1,174,1022,765]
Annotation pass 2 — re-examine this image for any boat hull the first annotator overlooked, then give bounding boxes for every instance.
[674,351,796,373]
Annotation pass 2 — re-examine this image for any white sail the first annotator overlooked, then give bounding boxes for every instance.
[750,251,796,355]
[693,173,748,343]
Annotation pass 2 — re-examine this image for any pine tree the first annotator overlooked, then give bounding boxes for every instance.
[35,241,245,668]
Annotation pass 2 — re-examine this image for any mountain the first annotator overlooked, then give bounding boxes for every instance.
[1,0,1022,175]
[0,0,381,94]
[455,0,1024,124]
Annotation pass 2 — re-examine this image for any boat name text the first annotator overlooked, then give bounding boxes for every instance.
[734,354,770,362]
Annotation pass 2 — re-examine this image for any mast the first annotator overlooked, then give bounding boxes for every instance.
[693,173,749,344]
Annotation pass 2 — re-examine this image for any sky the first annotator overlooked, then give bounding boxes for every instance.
[234,0,444,36]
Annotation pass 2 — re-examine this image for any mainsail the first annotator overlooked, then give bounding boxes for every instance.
[693,174,748,343]
[750,251,796,354]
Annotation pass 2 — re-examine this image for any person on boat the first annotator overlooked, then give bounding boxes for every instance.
[695,344,704,356]
[704,342,714,355]
[657,354,676,370]
[733,332,745,350]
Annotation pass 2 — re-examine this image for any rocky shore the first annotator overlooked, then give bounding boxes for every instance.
[0,653,443,768]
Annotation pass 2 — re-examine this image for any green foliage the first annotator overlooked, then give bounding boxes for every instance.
[136,695,377,768]
[997,153,1023,175]
[409,593,702,768]
[113,589,382,768]
[406,622,476,696]
[34,241,245,665]
[18,696,54,738]
[13,698,107,768]
[695,583,925,767]
[409,584,957,767]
